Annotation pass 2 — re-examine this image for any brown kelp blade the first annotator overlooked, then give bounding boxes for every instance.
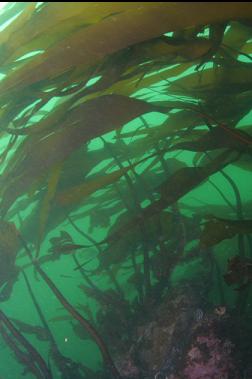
[74,150,236,271]
[168,64,252,97]
[0,220,21,301]
[104,150,235,246]
[2,3,252,94]
[170,127,252,153]
[56,152,158,207]
[200,217,252,248]
[10,318,49,341]
[0,95,159,215]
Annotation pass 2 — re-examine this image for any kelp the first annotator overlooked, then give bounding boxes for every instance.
[1,3,252,378]
[10,318,49,341]
[94,210,198,272]
[49,231,87,255]
[0,3,136,65]
[22,270,90,379]
[223,21,252,58]
[0,327,42,378]
[77,62,193,103]
[168,64,252,97]
[0,95,158,215]
[170,126,252,152]
[200,217,252,248]
[76,150,235,255]
[0,3,36,49]
[18,154,177,246]
[0,310,52,379]
[117,109,201,145]
[197,22,227,67]
[37,161,62,255]
[2,3,252,95]
[19,235,122,379]
[0,324,48,379]
[56,158,146,207]
[0,220,20,301]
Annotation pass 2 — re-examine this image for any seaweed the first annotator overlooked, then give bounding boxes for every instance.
[1,3,252,378]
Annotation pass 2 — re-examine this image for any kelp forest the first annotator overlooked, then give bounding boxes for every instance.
[1,2,252,379]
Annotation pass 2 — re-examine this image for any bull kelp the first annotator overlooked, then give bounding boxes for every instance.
[1,2,252,378]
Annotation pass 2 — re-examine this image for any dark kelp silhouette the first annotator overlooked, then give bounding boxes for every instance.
[0,309,52,378]
[0,324,47,379]
[200,217,252,247]
[0,220,21,301]
[75,149,236,266]
[22,270,91,379]
[19,234,122,379]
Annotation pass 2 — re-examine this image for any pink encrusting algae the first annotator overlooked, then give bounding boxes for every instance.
[183,330,238,379]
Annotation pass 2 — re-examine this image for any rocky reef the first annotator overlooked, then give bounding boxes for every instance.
[115,281,239,379]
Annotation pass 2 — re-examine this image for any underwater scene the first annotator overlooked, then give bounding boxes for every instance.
[1,2,252,378]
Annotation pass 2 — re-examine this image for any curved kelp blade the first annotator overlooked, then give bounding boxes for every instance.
[0,95,157,215]
[200,217,252,247]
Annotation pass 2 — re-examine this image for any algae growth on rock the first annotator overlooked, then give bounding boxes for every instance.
[0,2,252,378]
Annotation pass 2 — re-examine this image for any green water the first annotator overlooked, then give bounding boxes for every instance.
[0,3,252,379]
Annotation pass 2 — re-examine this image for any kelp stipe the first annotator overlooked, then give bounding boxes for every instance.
[19,234,122,379]
[0,309,52,379]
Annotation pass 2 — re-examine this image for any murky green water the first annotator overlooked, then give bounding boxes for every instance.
[0,3,252,379]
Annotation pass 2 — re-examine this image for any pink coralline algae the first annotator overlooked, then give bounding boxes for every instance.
[183,331,238,379]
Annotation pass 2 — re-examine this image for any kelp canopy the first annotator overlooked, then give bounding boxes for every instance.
[1,2,252,379]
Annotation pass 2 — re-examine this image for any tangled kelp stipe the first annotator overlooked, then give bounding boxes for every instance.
[0,2,252,379]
